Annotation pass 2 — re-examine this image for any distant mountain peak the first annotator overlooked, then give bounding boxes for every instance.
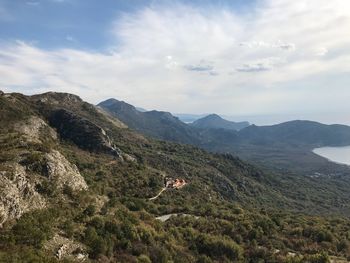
[98,98,150,114]
[98,98,138,113]
[191,114,250,131]
[204,113,222,119]
[98,98,200,144]
[99,98,121,106]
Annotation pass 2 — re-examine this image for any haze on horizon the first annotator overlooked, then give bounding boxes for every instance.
[0,0,350,125]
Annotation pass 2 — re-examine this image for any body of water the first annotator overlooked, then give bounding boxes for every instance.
[313,146,350,166]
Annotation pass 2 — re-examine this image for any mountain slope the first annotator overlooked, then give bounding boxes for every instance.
[173,113,208,123]
[238,120,350,147]
[98,98,201,144]
[224,121,350,175]
[191,114,249,131]
[98,97,350,177]
[1,91,350,262]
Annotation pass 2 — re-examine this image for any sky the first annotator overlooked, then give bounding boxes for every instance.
[0,0,350,125]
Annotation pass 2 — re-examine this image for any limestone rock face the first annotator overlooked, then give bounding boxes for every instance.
[44,150,88,191]
[44,234,87,261]
[31,92,83,106]
[0,163,46,226]
[14,116,57,143]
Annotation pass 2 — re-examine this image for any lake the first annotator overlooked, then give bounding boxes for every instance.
[313,146,350,166]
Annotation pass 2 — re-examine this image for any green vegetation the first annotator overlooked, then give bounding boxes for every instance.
[99,97,350,191]
[1,92,350,262]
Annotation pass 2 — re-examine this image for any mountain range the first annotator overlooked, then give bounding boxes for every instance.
[99,98,350,176]
[98,98,201,145]
[1,91,350,262]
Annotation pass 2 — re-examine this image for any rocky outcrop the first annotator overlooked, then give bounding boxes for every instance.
[31,92,83,106]
[0,163,46,226]
[122,153,137,162]
[0,115,87,226]
[48,109,121,156]
[93,195,109,213]
[14,116,57,143]
[45,234,87,261]
[44,150,87,191]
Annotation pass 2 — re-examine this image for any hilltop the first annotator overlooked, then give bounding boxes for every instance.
[191,114,249,131]
[98,98,201,145]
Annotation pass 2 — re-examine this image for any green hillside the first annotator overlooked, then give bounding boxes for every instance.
[1,92,350,262]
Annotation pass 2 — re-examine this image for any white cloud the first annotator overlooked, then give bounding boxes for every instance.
[236,57,283,72]
[184,60,214,73]
[164,55,178,69]
[277,42,295,51]
[314,47,328,57]
[239,40,295,51]
[1,0,350,118]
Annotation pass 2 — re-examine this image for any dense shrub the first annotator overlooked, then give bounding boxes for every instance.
[11,209,56,248]
[195,233,243,261]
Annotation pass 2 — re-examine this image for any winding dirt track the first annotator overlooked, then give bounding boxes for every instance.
[149,187,166,200]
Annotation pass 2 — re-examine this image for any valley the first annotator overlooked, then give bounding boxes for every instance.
[1,91,350,262]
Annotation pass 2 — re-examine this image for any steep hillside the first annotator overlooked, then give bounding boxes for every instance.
[1,91,350,262]
[98,98,201,145]
[191,114,249,131]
